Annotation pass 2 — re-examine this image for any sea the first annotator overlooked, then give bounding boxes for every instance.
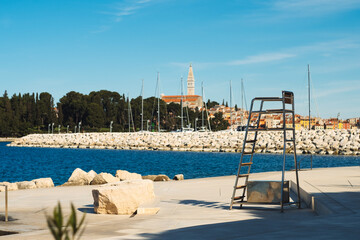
[0,142,359,185]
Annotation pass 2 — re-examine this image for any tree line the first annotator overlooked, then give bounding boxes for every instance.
[0,90,229,137]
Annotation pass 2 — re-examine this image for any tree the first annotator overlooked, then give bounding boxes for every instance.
[210,112,229,131]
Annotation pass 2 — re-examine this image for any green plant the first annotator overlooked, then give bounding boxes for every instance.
[46,202,86,240]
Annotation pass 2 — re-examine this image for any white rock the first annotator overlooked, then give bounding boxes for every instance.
[64,168,93,186]
[0,182,18,191]
[90,173,119,185]
[88,170,97,181]
[17,181,36,190]
[92,180,155,215]
[115,170,142,181]
[32,178,54,188]
[173,174,184,181]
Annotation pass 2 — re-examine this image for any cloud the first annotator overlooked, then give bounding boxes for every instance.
[111,0,152,22]
[91,25,112,34]
[170,39,360,69]
[227,53,295,65]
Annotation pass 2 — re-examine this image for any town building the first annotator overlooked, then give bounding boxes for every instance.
[161,64,202,109]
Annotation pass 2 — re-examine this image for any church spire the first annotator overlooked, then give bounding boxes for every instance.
[187,64,195,95]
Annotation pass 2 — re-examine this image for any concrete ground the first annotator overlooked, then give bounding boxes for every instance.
[0,166,359,239]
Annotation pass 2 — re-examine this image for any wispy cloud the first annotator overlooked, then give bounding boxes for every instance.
[170,39,360,69]
[227,53,295,65]
[105,0,152,22]
[91,25,112,34]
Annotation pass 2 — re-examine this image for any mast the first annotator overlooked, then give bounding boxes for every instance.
[201,81,204,128]
[181,77,184,131]
[157,72,160,132]
[230,80,233,130]
[128,94,130,132]
[141,79,144,132]
[308,64,311,130]
[241,78,244,126]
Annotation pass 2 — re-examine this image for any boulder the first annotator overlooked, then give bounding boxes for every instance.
[90,173,119,185]
[142,175,157,181]
[143,174,171,181]
[115,170,142,181]
[173,174,184,181]
[88,170,97,181]
[32,178,54,188]
[92,180,155,215]
[63,168,93,186]
[0,182,18,191]
[17,181,36,190]
[154,174,170,181]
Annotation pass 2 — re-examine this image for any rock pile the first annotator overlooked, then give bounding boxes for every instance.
[8,130,360,155]
[0,177,54,192]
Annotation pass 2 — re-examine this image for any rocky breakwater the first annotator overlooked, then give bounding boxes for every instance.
[8,130,360,155]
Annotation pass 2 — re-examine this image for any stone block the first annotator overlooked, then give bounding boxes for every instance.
[92,180,155,215]
[247,181,289,203]
[115,170,142,181]
[32,178,54,188]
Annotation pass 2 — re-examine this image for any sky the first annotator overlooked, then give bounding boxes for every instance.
[0,0,360,119]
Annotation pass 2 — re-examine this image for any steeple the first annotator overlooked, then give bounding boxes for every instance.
[187,64,195,95]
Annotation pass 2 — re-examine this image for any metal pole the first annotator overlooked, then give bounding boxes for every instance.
[58,125,61,134]
[78,122,81,133]
[67,125,69,133]
[5,185,8,222]
[74,126,77,133]
[51,123,54,134]
[281,94,286,212]
[141,79,144,132]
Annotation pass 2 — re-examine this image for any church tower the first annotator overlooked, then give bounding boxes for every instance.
[187,64,195,95]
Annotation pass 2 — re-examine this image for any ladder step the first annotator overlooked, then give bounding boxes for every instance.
[235,185,247,189]
[245,140,256,143]
[241,162,252,166]
[285,139,295,142]
[238,174,249,178]
[248,127,295,132]
[233,196,245,201]
[242,152,253,155]
[251,109,293,114]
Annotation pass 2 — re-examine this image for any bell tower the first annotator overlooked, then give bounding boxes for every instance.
[187,64,195,95]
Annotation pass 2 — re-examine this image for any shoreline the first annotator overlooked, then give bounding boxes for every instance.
[7,130,360,155]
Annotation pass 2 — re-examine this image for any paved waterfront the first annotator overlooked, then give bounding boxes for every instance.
[0,166,359,239]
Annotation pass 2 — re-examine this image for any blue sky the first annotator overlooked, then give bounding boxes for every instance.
[0,0,359,119]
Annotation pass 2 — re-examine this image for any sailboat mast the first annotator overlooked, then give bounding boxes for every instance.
[128,94,130,132]
[308,64,311,131]
[241,78,244,126]
[157,72,160,132]
[181,77,184,131]
[201,81,204,128]
[230,80,232,130]
[141,79,144,132]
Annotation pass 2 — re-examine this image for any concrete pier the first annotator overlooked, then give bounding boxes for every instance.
[0,166,359,239]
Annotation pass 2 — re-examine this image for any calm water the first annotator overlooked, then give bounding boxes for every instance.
[0,142,359,185]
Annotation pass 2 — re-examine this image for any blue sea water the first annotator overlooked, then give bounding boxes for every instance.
[0,142,359,185]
